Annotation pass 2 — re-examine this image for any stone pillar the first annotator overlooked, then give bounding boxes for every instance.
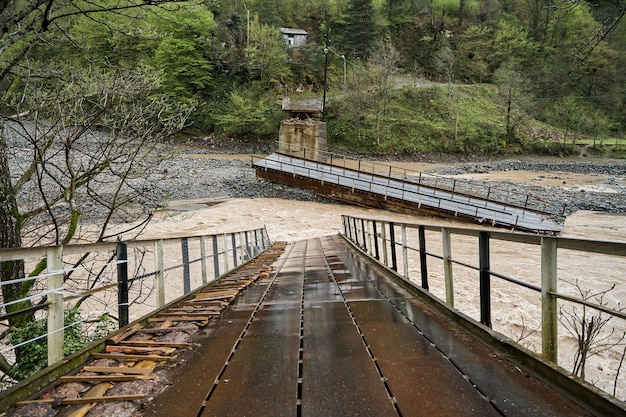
[278,119,327,161]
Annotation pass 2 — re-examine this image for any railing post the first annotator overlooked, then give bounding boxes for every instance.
[347,217,353,240]
[389,222,398,272]
[381,223,388,267]
[262,228,270,249]
[479,232,491,327]
[541,237,558,363]
[200,236,208,285]
[418,226,429,290]
[212,235,220,278]
[253,230,260,256]
[155,240,165,308]
[442,228,454,307]
[182,237,191,294]
[373,221,380,260]
[366,220,372,256]
[116,242,129,328]
[232,233,238,268]
[222,234,230,272]
[46,246,64,366]
[244,231,251,260]
[361,219,367,252]
[401,225,409,280]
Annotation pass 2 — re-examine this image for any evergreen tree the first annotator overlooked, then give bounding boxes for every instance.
[342,0,378,59]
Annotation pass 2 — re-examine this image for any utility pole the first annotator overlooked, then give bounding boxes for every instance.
[342,55,346,93]
[322,30,329,121]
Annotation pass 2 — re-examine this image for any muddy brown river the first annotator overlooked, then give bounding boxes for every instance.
[128,153,626,400]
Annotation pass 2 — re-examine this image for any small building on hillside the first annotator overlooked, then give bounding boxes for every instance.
[280,28,308,47]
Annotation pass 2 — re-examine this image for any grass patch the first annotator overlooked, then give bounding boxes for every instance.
[325,83,619,157]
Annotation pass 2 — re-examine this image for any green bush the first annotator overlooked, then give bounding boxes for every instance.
[7,308,116,381]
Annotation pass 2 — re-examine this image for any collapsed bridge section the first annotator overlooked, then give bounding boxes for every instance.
[253,152,563,234]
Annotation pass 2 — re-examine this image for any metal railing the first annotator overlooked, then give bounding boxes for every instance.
[0,227,270,382]
[341,214,626,400]
[252,152,562,233]
[272,142,566,219]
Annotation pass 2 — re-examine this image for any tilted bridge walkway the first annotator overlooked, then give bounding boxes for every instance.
[253,152,564,234]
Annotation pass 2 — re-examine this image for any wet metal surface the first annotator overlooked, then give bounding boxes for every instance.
[145,235,599,417]
[254,153,563,233]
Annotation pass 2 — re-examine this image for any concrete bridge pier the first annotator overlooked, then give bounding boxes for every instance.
[278,118,327,162]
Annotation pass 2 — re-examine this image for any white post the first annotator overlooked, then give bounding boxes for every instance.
[442,228,454,307]
[200,236,208,285]
[541,237,558,363]
[223,234,230,272]
[47,246,64,366]
[155,240,165,308]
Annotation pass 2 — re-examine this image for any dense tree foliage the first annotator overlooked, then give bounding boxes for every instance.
[4,0,623,142]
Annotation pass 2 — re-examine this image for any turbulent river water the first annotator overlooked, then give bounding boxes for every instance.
[125,154,626,400]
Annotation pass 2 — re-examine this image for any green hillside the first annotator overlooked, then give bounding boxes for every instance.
[2,0,625,156]
[326,83,623,157]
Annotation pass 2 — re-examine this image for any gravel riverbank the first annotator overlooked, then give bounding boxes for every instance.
[6,120,626,224]
[425,159,626,215]
[158,149,626,218]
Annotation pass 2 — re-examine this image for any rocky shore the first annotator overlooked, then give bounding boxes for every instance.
[424,159,626,216]
[6,121,626,223]
[157,147,626,218]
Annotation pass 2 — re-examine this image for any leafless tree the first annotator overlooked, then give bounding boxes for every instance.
[1,0,192,380]
[435,46,455,86]
[559,279,625,381]
[494,62,529,143]
[368,38,400,145]
[0,63,192,379]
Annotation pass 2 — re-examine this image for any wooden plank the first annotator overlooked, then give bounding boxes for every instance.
[135,360,158,372]
[17,394,145,406]
[157,312,220,318]
[117,340,194,349]
[21,382,110,414]
[181,300,228,307]
[194,289,237,299]
[105,345,176,355]
[59,375,153,383]
[82,366,153,375]
[108,323,143,345]
[91,353,176,362]
[147,316,210,322]
[135,328,190,334]
[169,305,224,311]
[61,381,115,417]
[166,306,223,312]
[191,295,235,302]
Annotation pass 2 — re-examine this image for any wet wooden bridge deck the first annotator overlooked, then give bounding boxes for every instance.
[140,235,599,417]
[5,236,623,416]
[253,153,563,234]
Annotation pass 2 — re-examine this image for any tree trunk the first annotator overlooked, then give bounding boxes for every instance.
[0,125,35,373]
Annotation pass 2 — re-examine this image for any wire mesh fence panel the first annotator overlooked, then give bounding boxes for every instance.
[340,214,626,401]
[0,226,270,390]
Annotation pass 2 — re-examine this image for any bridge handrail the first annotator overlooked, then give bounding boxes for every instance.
[253,153,561,232]
[0,227,271,385]
[340,214,626,401]
[271,141,566,219]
